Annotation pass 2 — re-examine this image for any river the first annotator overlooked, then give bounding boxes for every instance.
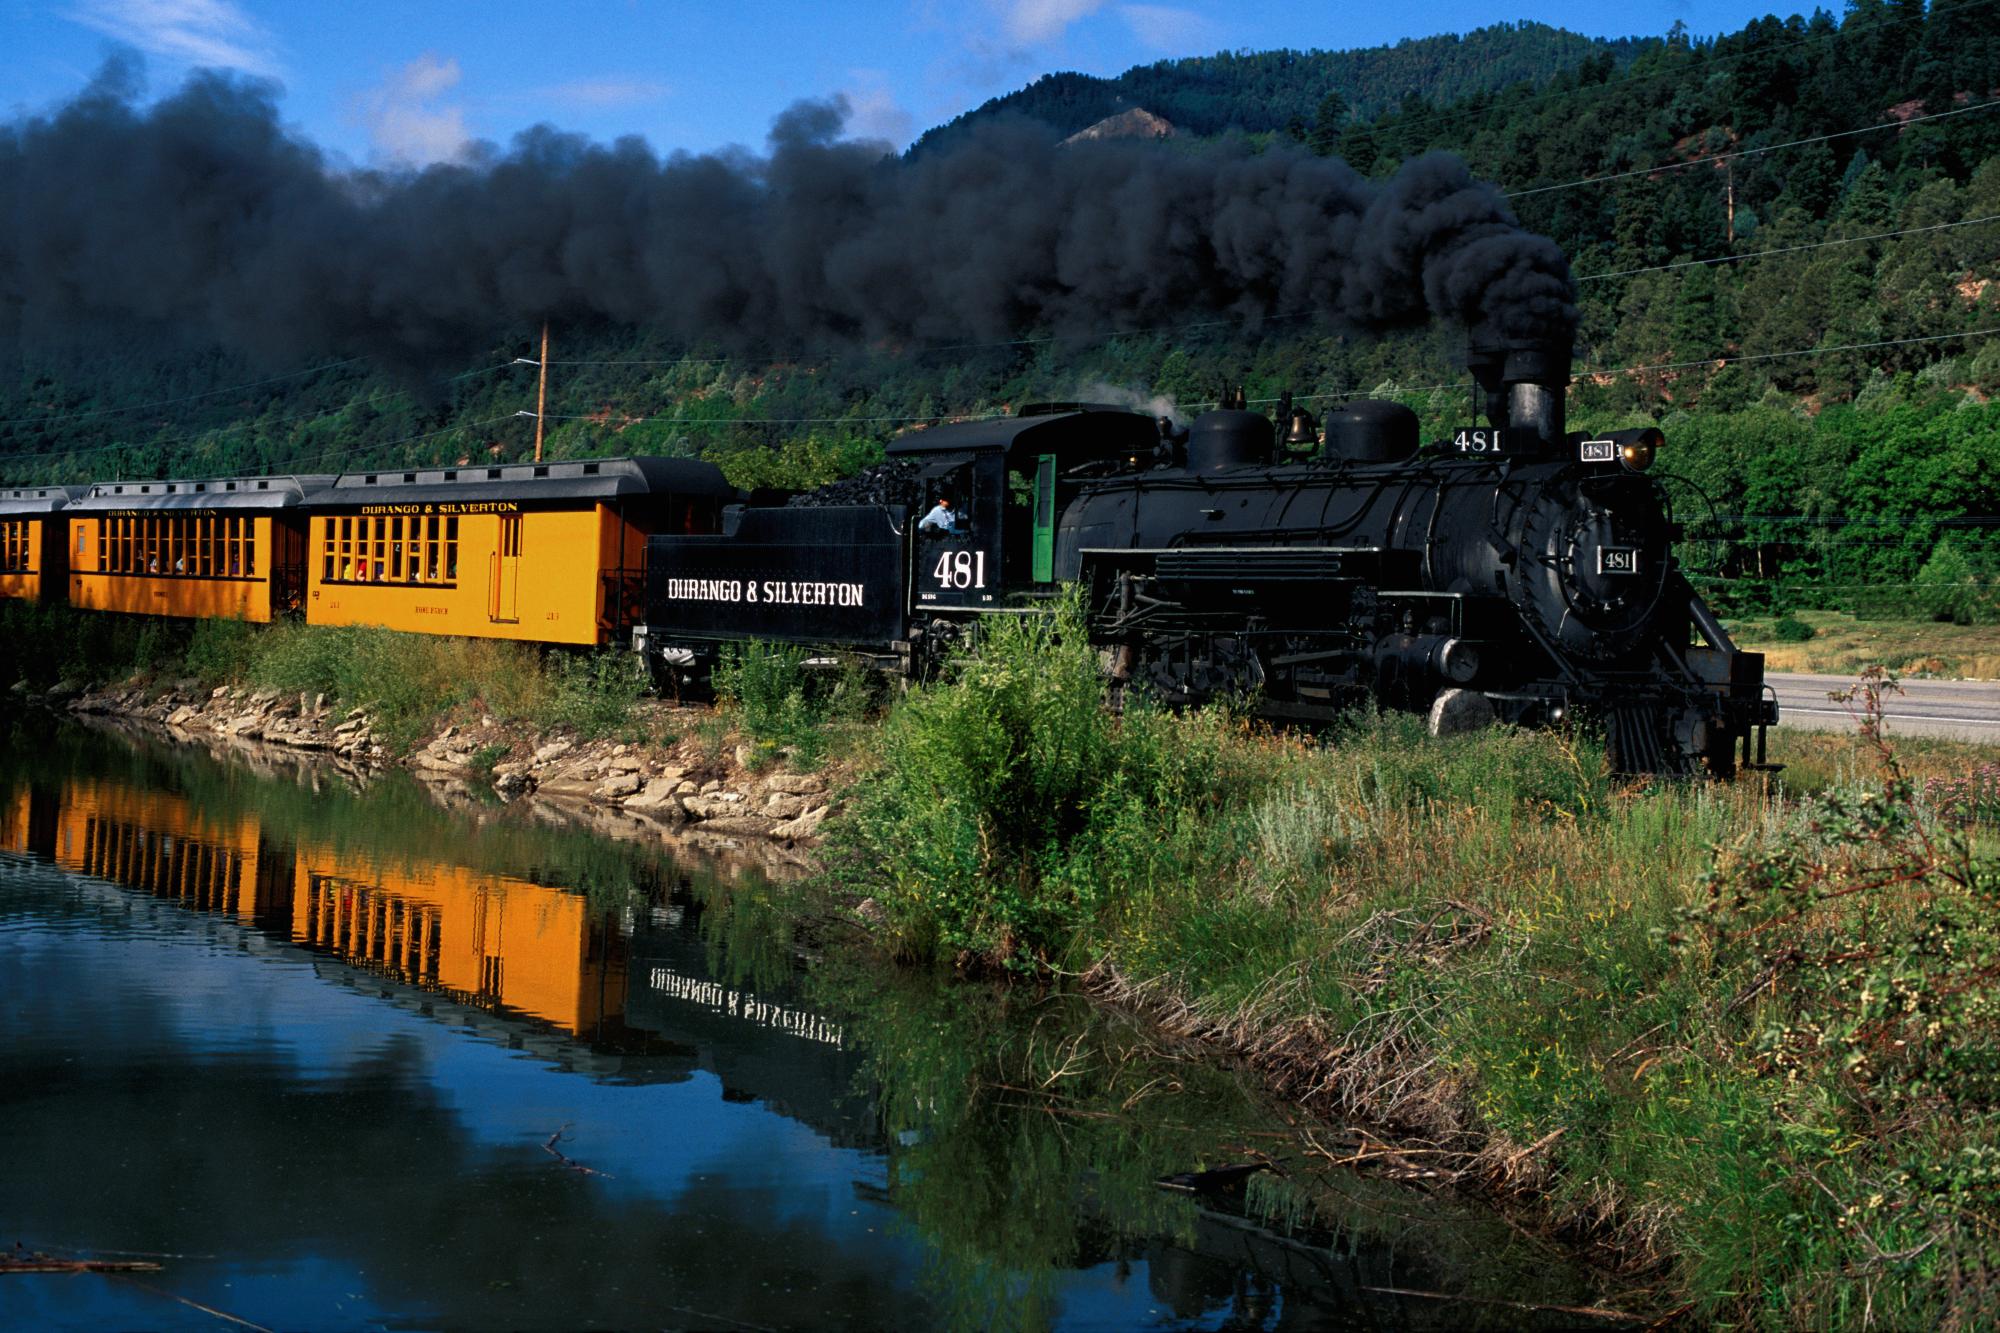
[0,712,1623,1330]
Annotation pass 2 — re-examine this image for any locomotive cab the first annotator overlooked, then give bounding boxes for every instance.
[887,408,1159,609]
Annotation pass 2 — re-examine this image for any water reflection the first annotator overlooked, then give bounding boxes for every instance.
[0,715,1626,1329]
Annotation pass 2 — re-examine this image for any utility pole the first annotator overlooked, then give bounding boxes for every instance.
[1725,160,1736,247]
[533,320,550,462]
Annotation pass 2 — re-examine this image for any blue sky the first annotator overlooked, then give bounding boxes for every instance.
[5,0,1819,163]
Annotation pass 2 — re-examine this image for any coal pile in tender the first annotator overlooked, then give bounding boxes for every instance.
[786,460,924,511]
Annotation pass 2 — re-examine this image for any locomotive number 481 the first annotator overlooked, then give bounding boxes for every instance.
[1452,427,1506,454]
[932,550,988,589]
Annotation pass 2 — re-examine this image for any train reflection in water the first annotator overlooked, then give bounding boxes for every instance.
[0,774,868,1145]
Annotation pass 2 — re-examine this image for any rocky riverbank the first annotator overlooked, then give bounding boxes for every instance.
[53,678,840,852]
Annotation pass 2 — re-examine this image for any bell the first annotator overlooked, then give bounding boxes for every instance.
[1283,407,1320,448]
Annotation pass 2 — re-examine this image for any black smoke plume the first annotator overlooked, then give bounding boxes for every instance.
[0,67,1575,374]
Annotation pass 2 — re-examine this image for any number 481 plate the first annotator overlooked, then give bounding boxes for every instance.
[1598,546,1640,574]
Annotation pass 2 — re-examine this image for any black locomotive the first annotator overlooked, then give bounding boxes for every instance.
[640,335,1777,776]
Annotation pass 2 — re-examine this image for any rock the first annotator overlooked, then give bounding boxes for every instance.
[314,692,327,713]
[438,724,456,741]
[345,706,367,721]
[623,779,686,818]
[494,771,535,796]
[683,793,748,819]
[533,739,574,766]
[481,715,494,728]
[602,755,643,774]
[671,780,700,797]
[854,897,887,926]
[734,744,757,769]
[699,779,724,795]
[165,705,200,728]
[212,685,231,700]
[764,793,807,820]
[334,718,366,737]
[1428,688,1495,738]
[249,690,279,707]
[763,773,827,796]
[656,765,688,786]
[772,805,829,840]
[594,773,644,799]
[700,814,779,838]
[612,743,628,756]
[491,762,528,779]
[7,680,27,696]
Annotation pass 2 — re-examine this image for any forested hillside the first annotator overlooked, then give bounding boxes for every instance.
[3,1,1998,615]
[908,22,1651,150]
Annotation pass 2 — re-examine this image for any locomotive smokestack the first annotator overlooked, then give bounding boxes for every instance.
[1469,334,1572,449]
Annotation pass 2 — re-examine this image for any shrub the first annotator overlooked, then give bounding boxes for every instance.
[1682,671,2000,1321]
[1771,612,1816,642]
[1915,538,1993,625]
[181,618,258,681]
[530,651,647,740]
[712,640,852,767]
[831,592,1247,969]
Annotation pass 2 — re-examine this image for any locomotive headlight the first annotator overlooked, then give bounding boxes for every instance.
[1613,427,1662,473]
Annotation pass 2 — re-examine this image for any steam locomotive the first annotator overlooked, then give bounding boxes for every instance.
[642,335,1778,776]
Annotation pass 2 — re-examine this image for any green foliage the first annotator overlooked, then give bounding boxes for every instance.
[527,651,647,740]
[1772,612,1817,641]
[713,640,829,767]
[468,742,511,775]
[1915,538,1994,625]
[1678,672,2000,1322]
[831,591,1254,969]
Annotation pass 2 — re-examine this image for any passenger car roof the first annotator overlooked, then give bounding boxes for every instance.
[0,484,88,516]
[69,475,334,511]
[312,455,734,506]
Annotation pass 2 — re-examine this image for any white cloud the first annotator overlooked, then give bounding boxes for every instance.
[534,77,671,109]
[1117,4,1211,52]
[994,0,1106,46]
[839,70,915,148]
[351,54,470,167]
[67,0,280,77]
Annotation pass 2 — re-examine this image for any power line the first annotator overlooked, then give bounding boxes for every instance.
[524,408,1009,427]
[1578,213,2000,282]
[262,415,524,474]
[1581,325,2000,378]
[1507,100,2000,199]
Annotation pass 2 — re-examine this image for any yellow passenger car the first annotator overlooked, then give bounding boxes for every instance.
[0,485,86,603]
[290,843,630,1035]
[66,474,331,621]
[305,456,733,646]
